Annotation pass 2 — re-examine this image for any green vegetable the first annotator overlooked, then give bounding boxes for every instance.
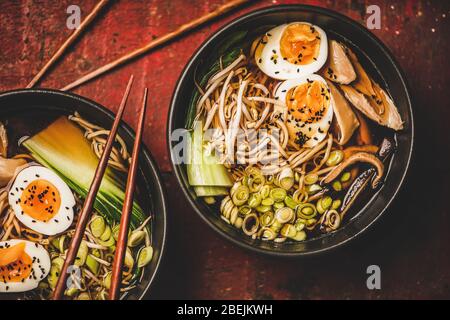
[294,219,305,232]
[326,150,344,167]
[194,186,229,197]
[261,197,274,206]
[23,117,146,229]
[256,205,271,213]
[100,225,112,242]
[277,167,294,190]
[304,173,318,185]
[260,211,274,227]
[103,272,112,290]
[340,172,351,182]
[292,231,307,241]
[280,224,297,238]
[259,185,271,199]
[137,246,153,268]
[306,183,322,195]
[245,167,265,192]
[128,230,146,247]
[284,196,298,209]
[86,255,99,275]
[90,216,106,238]
[332,180,342,192]
[187,119,233,190]
[270,188,287,202]
[273,201,285,210]
[97,236,115,248]
[231,183,250,206]
[65,287,79,297]
[296,203,317,219]
[77,293,91,300]
[75,241,88,266]
[331,199,342,210]
[203,196,216,205]
[275,207,294,224]
[316,196,332,214]
[248,193,262,208]
[238,205,252,215]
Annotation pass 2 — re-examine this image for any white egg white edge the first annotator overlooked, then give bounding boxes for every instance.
[8,165,76,236]
[275,74,334,148]
[256,22,328,80]
[0,239,51,293]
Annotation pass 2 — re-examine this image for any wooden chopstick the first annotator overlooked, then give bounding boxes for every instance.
[109,88,148,300]
[26,0,110,88]
[61,0,251,91]
[52,74,134,300]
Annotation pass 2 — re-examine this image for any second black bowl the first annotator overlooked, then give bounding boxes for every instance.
[168,5,413,256]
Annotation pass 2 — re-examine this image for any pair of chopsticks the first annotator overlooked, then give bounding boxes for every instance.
[26,0,251,90]
[52,75,148,300]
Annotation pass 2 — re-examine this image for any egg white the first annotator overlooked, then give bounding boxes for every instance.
[0,240,51,293]
[275,74,334,148]
[255,22,328,80]
[8,166,76,236]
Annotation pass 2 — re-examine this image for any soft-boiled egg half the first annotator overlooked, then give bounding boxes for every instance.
[275,74,334,148]
[0,240,51,293]
[255,22,328,80]
[8,165,76,236]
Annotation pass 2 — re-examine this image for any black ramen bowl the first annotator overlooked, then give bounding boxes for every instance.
[0,88,167,299]
[168,5,413,256]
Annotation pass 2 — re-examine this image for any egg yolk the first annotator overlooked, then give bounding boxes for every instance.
[19,179,61,222]
[0,242,32,283]
[286,80,330,124]
[280,23,321,65]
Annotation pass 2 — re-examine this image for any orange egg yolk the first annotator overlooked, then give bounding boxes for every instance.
[0,242,32,283]
[280,23,321,65]
[286,80,330,123]
[19,179,61,222]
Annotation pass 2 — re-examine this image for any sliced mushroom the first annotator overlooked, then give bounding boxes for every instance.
[323,152,384,188]
[327,80,359,145]
[345,48,376,98]
[343,145,378,159]
[323,41,356,84]
[0,122,8,158]
[0,156,27,187]
[340,84,403,131]
[372,82,404,130]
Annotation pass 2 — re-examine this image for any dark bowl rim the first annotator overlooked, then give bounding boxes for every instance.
[0,87,168,298]
[167,4,414,257]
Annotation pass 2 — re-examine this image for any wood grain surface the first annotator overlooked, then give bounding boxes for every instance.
[0,0,449,299]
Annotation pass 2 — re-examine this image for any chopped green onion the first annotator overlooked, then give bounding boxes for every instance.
[256,205,271,213]
[306,184,322,195]
[275,207,294,224]
[332,180,342,192]
[270,188,287,201]
[292,230,307,241]
[273,201,285,210]
[296,203,317,219]
[248,193,262,208]
[304,173,319,185]
[326,150,344,166]
[280,224,297,238]
[284,196,298,209]
[316,196,332,214]
[331,199,342,210]
[340,172,351,182]
[137,246,153,268]
[261,197,274,206]
[231,183,250,206]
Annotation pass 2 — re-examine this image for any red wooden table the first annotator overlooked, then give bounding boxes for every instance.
[1,0,449,299]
